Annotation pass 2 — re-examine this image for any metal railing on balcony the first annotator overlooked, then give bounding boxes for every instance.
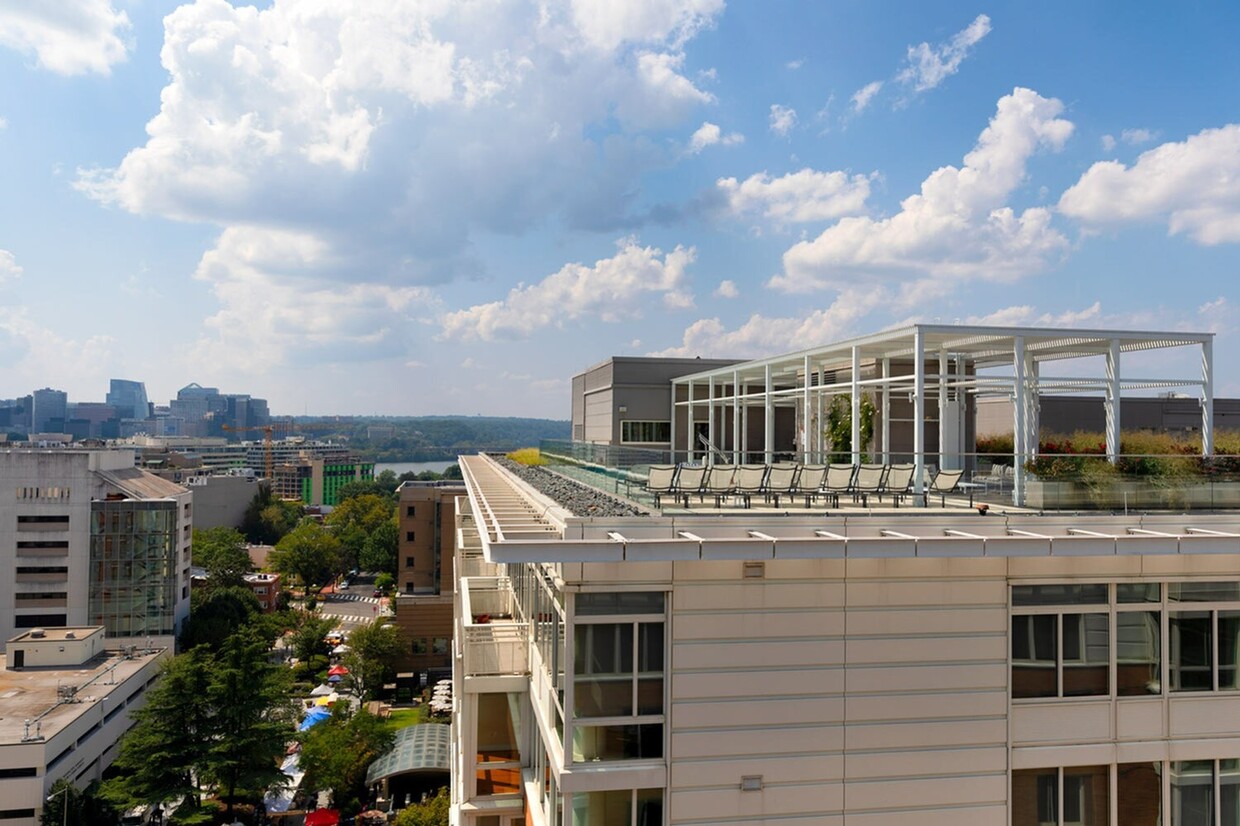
[460,576,528,677]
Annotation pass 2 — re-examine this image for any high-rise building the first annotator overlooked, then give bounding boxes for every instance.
[105,378,150,420]
[0,448,191,644]
[448,324,1231,826]
[30,388,67,434]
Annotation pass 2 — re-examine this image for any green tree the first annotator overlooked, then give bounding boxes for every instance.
[191,527,253,588]
[179,586,261,651]
[241,486,302,544]
[103,648,214,812]
[269,521,343,591]
[328,494,396,572]
[204,627,297,817]
[291,613,339,662]
[342,619,404,700]
[392,787,450,826]
[335,479,393,503]
[825,394,876,463]
[359,519,399,576]
[374,572,395,594]
[298,706,395,811]
[41,778,85,826]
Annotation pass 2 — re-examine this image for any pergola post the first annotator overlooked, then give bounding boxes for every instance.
[1105,338,1121,464]
[817,367,825,463]
[851,346,862,466]
[732,370,741,464]
[1202,339,1214,457]
[1013,336,1027,507]
[669,380,678,465]
[913,329,926,498]
[707,375,716,466]
[881,358,891,465]
[1025,355,1040,460]
[803,356,812,464]
[686,380,695,464]
[764,364,774,464]
[741,381,749,464]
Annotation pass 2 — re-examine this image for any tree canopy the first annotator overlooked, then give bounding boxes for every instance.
[241,485,303,545]
[269,521,343,589]
[297,705,394,811]
[192,526,253,588]
[392,787,450,826]
[342,619,404,700]
[179,585,262,651]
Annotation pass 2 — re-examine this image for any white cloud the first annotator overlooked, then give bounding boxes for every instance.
[769,104,797,136]
[568,0,724,51]
[651,288,884,358]
[190,226,438,372]
[714,279,738,298]
[0,0,131,75]
[1122,128,1156,145]
[440,238,695,341]
[0,249,21,284]
[0,116,7,129]
[774,87,1073,292]
[0,306,114,389]
[960,302,1102,328]
[897,14,991,93]
[786,58,804,70]
[1059,124,1240,244]
[1101,134,1116,152]
[74,1,724,370]
[717,168,873,224]
[851,81,883,113]
[689,121,743,153]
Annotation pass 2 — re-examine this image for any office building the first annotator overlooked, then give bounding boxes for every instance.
[0,448,191,645]
[29,389,67,435]
[105,379,150,421]
[270,454,374,506]
[449,324,1234,826]
[392,481,465,679]
[0,627,169,826]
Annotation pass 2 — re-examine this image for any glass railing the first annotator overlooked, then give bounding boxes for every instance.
[536,441,1240,512]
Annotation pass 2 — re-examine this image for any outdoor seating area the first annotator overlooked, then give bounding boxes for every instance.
[643,462,970,510]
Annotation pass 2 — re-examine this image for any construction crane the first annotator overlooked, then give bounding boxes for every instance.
[221,420,339,480]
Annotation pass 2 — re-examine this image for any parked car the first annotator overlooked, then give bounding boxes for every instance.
[372,588,383,598]
[338,580,349,590]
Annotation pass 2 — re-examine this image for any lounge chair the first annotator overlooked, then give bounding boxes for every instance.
[928,468,966,506]
[645,465,677,507]
[851,464,887,506]
[671,464,707,507]
[823,464,856,508]
[763,464,798,508]
[703,464,737,507]
[733,464,768,508]
[880,463,916,507]
[791,464,827,508]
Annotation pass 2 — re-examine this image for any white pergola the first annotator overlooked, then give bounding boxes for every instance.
[670,324,1215,506]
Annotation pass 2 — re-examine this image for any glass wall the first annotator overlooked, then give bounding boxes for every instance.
[89,500,177,637]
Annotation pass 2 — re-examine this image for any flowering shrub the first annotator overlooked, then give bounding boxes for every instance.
[979,430,1240,480]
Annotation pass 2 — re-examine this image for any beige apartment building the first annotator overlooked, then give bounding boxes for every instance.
[448,325,1235,826]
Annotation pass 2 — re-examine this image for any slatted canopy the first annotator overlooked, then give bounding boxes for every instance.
[669,324,1215,507]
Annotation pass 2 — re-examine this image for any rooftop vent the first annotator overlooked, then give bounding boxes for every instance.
[29,628,45,638]
[64,631,76,639]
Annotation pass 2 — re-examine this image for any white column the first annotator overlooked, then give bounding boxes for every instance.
[851,346,862,466]
[669,381,678,465]
[707,375,716,465]
[937,348,952,470]
[816,367,825,463]
[1105,338,1121,464]
[913,331,925,496]
[764,364,774,464]
[741,381,749,464]
[802,356,812,464]
[1203,339,1215,456]
[1025,355,1040,459]
[732,370,741,464]
[686,380,695,464]
[881,358,891,465]
[1013,336,1027,507]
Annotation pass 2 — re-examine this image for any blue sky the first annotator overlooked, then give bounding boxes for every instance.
[1,1,1238,418]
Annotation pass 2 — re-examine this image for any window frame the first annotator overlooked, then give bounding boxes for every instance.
[619,420,671,445]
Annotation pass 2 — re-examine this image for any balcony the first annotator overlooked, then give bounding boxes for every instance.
[460,576,527,678]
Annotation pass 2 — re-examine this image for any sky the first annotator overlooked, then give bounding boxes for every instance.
[1,1,1239,419]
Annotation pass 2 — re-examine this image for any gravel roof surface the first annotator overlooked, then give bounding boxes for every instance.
[492,456,649,518]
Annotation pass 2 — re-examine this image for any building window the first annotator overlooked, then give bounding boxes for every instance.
[570,592,665,763]
[1011,612,1109,698]
[570,789,663,826]
[406,531,415,542]
[412,638,429,654]
[406,506,415,517]
[475,693,522,797]
[406,557,415,568]
[620,421,671,444]
[1012,766,1108,826]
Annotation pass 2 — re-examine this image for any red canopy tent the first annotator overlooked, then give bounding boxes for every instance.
[327,665,349,677]
[304,809,340,826]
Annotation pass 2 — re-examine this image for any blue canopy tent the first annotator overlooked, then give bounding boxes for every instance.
[299,705,331,732]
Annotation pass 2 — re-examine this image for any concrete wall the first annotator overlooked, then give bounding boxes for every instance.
[185,475,261,529]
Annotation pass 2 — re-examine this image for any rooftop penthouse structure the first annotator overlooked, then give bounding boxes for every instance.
[450,325,1239,826]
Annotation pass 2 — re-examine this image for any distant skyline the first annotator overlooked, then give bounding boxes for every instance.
[2,1,1239,418]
